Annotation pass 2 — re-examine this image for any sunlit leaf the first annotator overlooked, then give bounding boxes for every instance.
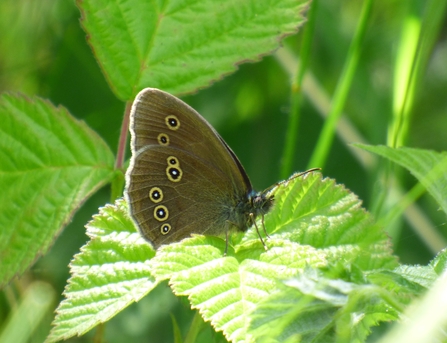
[0,93,115,287]
[47,200,156,342]
[78,0,311,99]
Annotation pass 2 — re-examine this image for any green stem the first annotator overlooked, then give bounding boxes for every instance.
[115,101,132,171]
[388,0,447,148]
[379,0,447,246]
[307,0,373,170]
[110,101,132,202]
[184,311,205,343]
[280,0,318,179]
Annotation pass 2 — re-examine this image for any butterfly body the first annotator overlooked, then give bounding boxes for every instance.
[125,88,274,249]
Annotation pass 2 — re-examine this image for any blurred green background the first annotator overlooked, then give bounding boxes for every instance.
[1,0,446,342]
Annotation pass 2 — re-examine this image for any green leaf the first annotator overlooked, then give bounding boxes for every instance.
[239,171,397,271]
[152,238,327,343]
[373,250,447,343]
[0,93,115,288]
[392,265,438,289]
[47,174,398,342]
[378,263,447,343]
[248,269,399,343]
[367,267,433,300]
[431,247,447,275]
[77,0,311,100]
[149,173,398,342]
[354,144,447,215]
[47,199,156,343]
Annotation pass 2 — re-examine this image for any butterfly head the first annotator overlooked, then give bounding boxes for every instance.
[241,189,275,234]
[249,190,274,219]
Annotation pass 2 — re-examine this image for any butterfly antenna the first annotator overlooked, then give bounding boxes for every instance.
[291,168,321,180]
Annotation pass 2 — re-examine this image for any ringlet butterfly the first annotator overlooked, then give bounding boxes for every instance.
[125,88,318,253]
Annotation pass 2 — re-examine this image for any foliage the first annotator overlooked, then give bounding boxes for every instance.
[0,0,446,342]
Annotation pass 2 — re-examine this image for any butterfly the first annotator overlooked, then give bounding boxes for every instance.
[125,88,318,253]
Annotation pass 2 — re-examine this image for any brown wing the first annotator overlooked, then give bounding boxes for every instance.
[129,88,252,194]
[126,145,243,248]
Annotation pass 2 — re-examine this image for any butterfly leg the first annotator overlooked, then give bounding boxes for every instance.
[261,214,270,239]
[224,228,229,256]
[251,213,268,251]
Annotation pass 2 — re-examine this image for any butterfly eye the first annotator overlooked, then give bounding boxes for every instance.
[166,166,182,182]
[166,156,182,182]
[157,133,169,146]
[167,156,179,166]
[160,223,171,235]
[154,205,169,221]
[165,115,180,130]
[149,187,163,203]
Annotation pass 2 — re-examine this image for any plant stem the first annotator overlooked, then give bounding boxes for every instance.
[184,311,205,343]
[307,0,373,170]
[110,101,132,202]
[280,0,318,179]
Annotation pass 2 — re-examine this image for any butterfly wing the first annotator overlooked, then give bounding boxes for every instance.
[126,88,253,248]
[127,145,243,247]
[130,88,252,192]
